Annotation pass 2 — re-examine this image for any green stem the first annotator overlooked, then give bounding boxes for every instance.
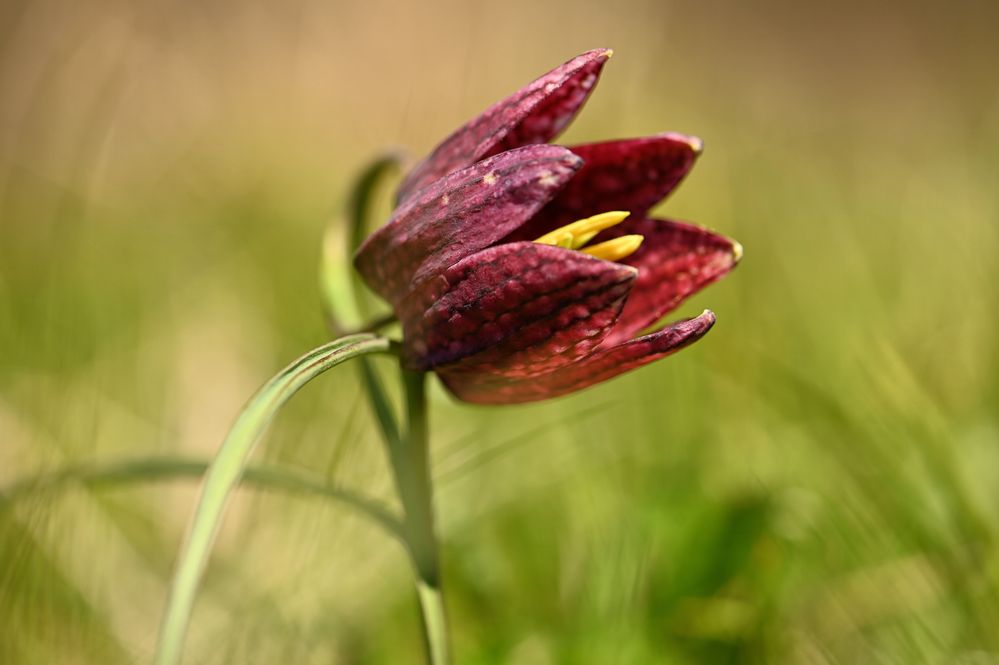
[153,334,391,665]
[357,357,403,457]
[393,368,451,665]
[416,579,451,665]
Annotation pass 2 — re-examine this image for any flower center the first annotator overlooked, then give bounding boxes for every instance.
[533,211,643,262]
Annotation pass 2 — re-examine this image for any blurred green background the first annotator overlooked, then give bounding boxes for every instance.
[2,0,998,662]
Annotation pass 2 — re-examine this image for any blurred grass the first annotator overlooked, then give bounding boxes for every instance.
[2,0,998,662]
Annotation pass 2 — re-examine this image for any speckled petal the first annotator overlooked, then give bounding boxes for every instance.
[354,145,581,304]
[397,49,612,202]
[401,242,636,374]
[439,310,717,404]
[508,133,702,241]
[601,217,741,346]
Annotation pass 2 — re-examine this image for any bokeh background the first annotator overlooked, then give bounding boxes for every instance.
[2,0,998,662]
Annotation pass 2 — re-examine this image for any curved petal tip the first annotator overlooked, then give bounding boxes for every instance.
[440,309,717,404]
[397,49,612,202]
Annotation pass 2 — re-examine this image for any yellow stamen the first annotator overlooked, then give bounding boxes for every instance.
[580,235,644,262]
[534,211,630,249]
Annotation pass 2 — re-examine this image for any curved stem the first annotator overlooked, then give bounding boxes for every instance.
[321,151,402,335]
[154,334,391,665]
[325,152,405,496]
[326,153,450,662]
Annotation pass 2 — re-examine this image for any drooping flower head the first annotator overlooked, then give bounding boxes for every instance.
[355,49,741,404]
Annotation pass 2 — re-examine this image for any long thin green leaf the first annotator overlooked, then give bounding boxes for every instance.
[153,334,391,665]
[0,457,404,542]
[347,152,403,258]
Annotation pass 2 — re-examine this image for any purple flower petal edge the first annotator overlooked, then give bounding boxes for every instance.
[396,49,612,203]
[400,242,636,373]
[355,145,582,304]
[438,310,717,404]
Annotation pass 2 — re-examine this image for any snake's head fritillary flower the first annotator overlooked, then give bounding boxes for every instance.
[355,49,741,404]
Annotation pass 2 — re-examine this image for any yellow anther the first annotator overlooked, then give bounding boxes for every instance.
[580,235,644,262]
[534,211,630,249]
[543,230,576,248]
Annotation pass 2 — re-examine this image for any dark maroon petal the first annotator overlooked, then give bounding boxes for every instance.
[601,217,741,346]
[397,49,612,203]
[354,145,582,304]
[508,133,702,242]
[400,242,636,374]
[439,310,717,404]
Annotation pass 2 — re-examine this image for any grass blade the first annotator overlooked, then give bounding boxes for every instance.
[153,334,391,665]
[0,457,404,543]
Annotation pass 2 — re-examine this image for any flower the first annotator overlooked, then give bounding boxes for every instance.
[355,49,741,404]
